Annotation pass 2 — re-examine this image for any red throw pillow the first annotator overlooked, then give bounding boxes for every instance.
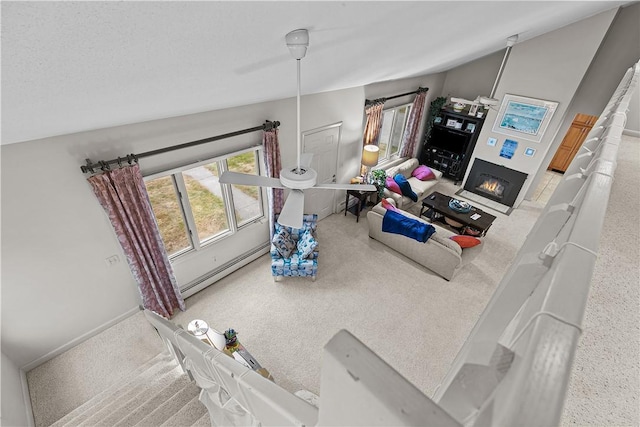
[412,165,436,181]
[381,198,399,212]
[385,176,402,195]
[450,235,481,248]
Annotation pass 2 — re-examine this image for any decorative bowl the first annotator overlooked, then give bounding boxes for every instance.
[448,198,472,213]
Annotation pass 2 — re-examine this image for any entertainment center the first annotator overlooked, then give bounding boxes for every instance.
[420,108,485,184]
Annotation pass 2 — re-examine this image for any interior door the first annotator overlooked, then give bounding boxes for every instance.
[548,113,598,173]
[302,123,341,221]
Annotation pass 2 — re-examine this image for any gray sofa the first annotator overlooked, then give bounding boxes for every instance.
[382,158,442,211]
[367,199,483,280]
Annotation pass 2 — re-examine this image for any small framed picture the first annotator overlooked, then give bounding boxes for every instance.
[434,117,443,124]
[446,119,458,127]
[466,123,476,132]
[454,122,463,129]
[524,147,536,157]
[468,104,479,116]
[487,137,497,147]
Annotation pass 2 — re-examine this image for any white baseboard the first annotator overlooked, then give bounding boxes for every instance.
[20,306,140,372]
[21,368,36,426]
[623,128,640,137]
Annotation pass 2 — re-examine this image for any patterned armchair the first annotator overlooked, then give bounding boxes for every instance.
[271,214,318,281]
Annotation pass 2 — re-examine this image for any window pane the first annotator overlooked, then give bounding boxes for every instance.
[146,175,192,256]
[226,151,264,225]
[183,163,230,242]
[378,109,396,160]
[390,105,411,156]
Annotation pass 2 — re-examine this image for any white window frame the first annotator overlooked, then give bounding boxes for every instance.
[377,102,413,166]
[144,146,266,260]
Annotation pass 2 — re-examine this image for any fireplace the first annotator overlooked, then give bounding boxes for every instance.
[463,159,528,207]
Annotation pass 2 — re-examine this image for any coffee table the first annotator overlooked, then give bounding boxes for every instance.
[420,191,497,236]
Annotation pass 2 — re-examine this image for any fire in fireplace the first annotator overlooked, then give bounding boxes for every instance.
[476,174,509,199]
[463,159,528,207]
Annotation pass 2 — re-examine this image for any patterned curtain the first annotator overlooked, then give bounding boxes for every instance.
[88,163,185,318]
[360,101,385,175]
[399,89,429,158]
[262,129,284,236]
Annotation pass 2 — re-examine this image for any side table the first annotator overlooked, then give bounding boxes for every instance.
[345,188,377,222]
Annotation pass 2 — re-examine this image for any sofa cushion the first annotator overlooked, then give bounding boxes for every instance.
[412,165,436,181]
[394,174,418,202]
[386,158,419,179]
[385,176,402,195]
[450,235,482,248]
[272,228,296,258]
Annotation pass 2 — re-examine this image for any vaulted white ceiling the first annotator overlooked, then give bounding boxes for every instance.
[1,1,629,145]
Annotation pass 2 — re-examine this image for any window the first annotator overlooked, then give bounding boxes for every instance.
[145,148,264,258]
[377,103,412,164]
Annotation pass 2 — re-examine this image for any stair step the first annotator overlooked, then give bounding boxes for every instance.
[133,380,202,426]
[160,394,208,427]
[76,364,186,426]
[107,373,192,427]
[191,411,212,427]
[52,352,175,426]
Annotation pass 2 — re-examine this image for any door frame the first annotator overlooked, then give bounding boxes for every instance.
[302,121,343,216]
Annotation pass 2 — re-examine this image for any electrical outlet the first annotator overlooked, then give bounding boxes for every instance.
[105,255,120,267]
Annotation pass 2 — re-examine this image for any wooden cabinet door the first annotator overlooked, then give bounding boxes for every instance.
[548,113,598,173]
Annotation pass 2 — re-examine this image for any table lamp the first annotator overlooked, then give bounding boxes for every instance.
[361,145,379,184]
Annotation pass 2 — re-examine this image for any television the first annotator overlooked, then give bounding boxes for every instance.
[428,126,470,154]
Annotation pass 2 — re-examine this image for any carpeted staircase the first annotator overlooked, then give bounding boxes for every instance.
[50,352,211,427]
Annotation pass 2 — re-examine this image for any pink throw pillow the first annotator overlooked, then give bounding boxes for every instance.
[412,165,436,181]
[385,176,402,195]
[381,198,399,212]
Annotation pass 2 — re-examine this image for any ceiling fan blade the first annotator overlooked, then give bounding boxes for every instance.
[300,152,314,168]
[219,171,285,188]
[315,183,377,191]
[277,190,305,229]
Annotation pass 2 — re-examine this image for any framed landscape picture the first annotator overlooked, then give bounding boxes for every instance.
[492,94,558,143]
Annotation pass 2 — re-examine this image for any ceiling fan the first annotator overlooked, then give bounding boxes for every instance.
[450,34,519,109]
[219,29,375,229]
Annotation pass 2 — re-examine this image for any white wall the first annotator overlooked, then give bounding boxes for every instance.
[441,50,504,102]
[462,8,618,207]
[0,86,365,370]
[1,352,31,426]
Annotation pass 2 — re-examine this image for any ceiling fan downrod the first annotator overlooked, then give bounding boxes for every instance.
[285,29,309,175]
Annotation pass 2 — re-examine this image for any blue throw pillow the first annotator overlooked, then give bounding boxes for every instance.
[393,174,418,202]
[297,228,318,258]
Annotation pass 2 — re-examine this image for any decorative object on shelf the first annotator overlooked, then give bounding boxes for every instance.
[466,123,476,132]
[446,119,459,127]
[524,147,536,157]
[224,328,238,348]
[448,198,472,213]
[492,94,559,143]
[361,145,380,184]
[500,139,518,159]
[453,102,465,112]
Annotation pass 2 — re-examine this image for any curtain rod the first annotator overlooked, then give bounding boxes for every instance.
[80,120,280,173]
[365,86,429,106]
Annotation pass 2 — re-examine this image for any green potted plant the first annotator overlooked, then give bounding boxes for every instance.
[371,169,387,199]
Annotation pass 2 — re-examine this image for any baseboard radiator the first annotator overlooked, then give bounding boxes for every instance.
[180,243,270,298]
